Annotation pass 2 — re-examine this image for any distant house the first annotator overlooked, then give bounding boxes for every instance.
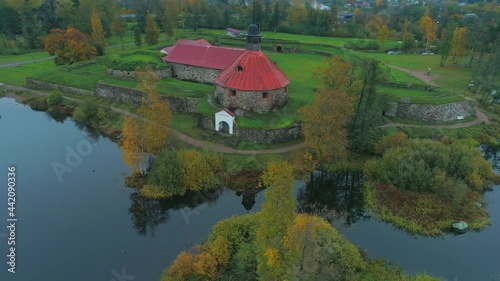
[226,27,242,37]
[160,39,212,55]
[338,11,355,21]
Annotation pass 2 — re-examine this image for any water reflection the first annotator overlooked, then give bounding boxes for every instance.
[297,171,367,225]
[128,189,222,236]
[73,122,104,144]
[236,189,263,211]
[482,144,500,171]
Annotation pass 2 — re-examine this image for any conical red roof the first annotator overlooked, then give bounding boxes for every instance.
[214,50,290,91]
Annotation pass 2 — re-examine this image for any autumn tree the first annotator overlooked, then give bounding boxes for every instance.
[450,27,467,66]
[120,67,171,175]
[178,149,217,191]
[91,8,107,55]
[111,12,127,50]
[45,26,97,65]
[402,19,415,51]
[161,0,178,41]
[144,10,159,45]
[256,161,296,280]
[133,26,142,47]
[378,25,389,46]
[303,56,358,163]
[136,67,171,154]
[419,15,436,53]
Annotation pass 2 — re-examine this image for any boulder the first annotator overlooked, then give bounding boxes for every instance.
[452,221,469,234]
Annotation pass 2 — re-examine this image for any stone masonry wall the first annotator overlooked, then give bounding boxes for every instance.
[26,79,94,96]
[106,68,172,79]
[214,85,288,113]
[198,114,301,144]
[386,100,476,124]
[171,64,221,84]
[25,79,201,113]
[94,83,201,113]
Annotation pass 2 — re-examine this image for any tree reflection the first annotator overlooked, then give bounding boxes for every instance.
[236,189,263,211]
[128,189,222,236]
[73,121,102,144]
[482,144,500,171]
[297,171,367,226]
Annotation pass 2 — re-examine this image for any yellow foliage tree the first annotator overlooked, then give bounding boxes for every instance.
[145,10,160,45]
[168,251,196,279]
[378,25,389,46]
[121,116,142,173]
[419,15,437,53]
[136,67,171,155]
[91,8,107,48]
[120,68,171,175]
[256,161,296,280]
[450,27,467,65]
[178,149,215,191]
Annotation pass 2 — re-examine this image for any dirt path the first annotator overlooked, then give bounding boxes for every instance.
[387,65,438,86]
[1,84,305,154]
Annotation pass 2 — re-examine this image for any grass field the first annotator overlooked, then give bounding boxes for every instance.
[0,51,49,65]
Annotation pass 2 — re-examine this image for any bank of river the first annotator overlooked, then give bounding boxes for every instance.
[0,97,499,281]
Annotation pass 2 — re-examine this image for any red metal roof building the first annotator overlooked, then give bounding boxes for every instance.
[160,39,212,55]
[162,44,245,70]
[161,24,290,113]
[214,50,290,91]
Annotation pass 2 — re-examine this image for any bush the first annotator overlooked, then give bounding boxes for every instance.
[178,149,219,191]
[46,91,63,106]
[72,99,107,126]
[147,149,185,198]
[344,40,380,51]
[365,139,495,193]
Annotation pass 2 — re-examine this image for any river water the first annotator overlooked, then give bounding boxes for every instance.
[0,97,498,281]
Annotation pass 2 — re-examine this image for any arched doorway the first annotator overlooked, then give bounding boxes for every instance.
[276,45,283,52]
[218,121,230,133]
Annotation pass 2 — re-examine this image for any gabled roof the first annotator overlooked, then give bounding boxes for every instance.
[162,43,245,70]
[216,108,235,117]
[214,50,290,91]
[226,28,241,34]
[160,39,212,54]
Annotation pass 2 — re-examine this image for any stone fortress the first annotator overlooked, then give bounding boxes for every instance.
[161,24,290,114]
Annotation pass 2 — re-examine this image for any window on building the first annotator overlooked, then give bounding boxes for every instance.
[229,89,236,97]
[237,65,244,72]
[262,92,269,99]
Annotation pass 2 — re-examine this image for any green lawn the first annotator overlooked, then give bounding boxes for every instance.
[27,61,212,98]
[352,52,473,93]
[0,51,49,65]
[378,86,465,104]
[0,60,58,86]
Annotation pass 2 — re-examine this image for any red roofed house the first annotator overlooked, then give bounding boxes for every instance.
[214,24,290,113]
[162,24,290,113]
[160,39,211,55]
[163,41,245,84]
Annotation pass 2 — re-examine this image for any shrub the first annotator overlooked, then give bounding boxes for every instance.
[46,91,63,106]
[178,149,218,191]
[344,39,380,51]
[147,149,185,198]
[375,131,409,154]
[72,99,107,126]
[365,139,495,194]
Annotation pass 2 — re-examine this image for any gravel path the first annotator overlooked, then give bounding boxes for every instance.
[387,64,438,86]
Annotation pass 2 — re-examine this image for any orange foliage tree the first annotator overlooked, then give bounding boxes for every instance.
[45,26,96,65]
[419,15,437,53]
